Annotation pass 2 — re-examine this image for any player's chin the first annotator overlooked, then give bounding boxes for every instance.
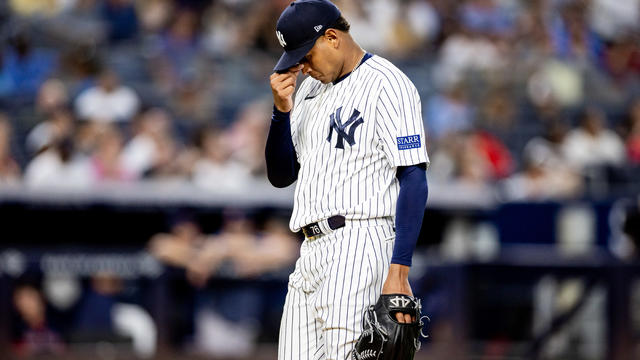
[316,76,331,84]
[309,73,328,83]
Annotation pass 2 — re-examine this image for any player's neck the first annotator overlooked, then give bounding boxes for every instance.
[337,44,366,80]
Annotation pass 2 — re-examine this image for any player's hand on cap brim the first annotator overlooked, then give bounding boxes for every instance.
[270,64,303,113]
[288,64,304,74]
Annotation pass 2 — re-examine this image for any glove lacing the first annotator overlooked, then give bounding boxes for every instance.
[419,315,431,339]
[414,314,431,351]
[363,306,388,343]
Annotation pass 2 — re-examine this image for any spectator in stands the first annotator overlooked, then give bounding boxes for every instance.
[147,211,203,345]
[148,210,297,356]
[74,68,140,123]
[26,78,71,160]
[243,0,291,56]
[523,121,573,173]
[626,99,640,165]
[477,86,517,138]
[0,113,21,184]
[187,212,297,282]
[23,136,92,188]
[35,78,69,116]
[471,130,514,180]
[433,23,506,87]
[28,0,107,52]
[511,1,553,65]
[228,216,299,278]
[562,107,626,172]
[201,1,247,57]
[425,84,474,140]
[7,0,69,16]
[548,1,603,66]
[72,272,157,357]
[429,129,512,185]
[428,133,483,184]
[26,107,74,156]
[151,210,297,286]
[386,0,440,56]
[504,123,583,200]
[332,0,381,53]
[149,8,202,94]
[73,121,102,157]
[225,100,271,178]
[187,211,297,357]
[526,59,585,110]
[425,135,462,183]
[58,45,102,98]
[590,0,640,43]
[100,0,139,44]
[577,8,638,110]
[602,33,640,83]
[167,71,218,125]
[12,284,65,357]
[149,212,208,271]
[90,124,133,182]
[121,108,177,179]
[73,273,122,337]
[136,0,172,34]
[190,125,252,191]
[454,133,495,184]
[0,28,57,101]
[459,0,515,37]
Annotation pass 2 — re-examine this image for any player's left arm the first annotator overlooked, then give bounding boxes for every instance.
[375,70,430,323]
[381,163,428,323]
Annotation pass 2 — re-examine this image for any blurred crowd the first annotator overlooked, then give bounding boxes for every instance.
[148,210,298,356]
[10,210,299,357]
[0,0,638,200]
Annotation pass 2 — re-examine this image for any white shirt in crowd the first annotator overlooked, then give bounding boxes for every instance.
[562,128,626,171]
[24,150,93,188]
[75,85,140,122]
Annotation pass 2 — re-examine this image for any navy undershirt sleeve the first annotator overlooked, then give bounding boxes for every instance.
[265,106,300,188]
[392,163,428,266]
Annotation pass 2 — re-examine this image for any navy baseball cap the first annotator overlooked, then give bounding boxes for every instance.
[274,0,341,73]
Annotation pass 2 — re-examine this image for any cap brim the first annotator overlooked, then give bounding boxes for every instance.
[273,40,316,73]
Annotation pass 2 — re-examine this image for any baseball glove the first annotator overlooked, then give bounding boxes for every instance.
[350,294,427,360]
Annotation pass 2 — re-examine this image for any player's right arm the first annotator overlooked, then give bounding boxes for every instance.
[265,66,303,188]
[270,65,302,113]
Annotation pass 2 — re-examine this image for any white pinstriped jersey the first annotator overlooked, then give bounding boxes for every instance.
[289,55,429,231]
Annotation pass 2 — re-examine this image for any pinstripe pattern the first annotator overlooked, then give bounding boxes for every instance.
[278,220,394,360]
[289,55,429,232]
[279,54,428,360]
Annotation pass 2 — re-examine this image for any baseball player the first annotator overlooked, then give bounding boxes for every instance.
[265,1,429,359]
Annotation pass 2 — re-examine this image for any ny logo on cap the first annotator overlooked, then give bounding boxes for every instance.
[327,107,364,149]
[314,25,323,32]
[276,31,287,48]
[389,296,411,308]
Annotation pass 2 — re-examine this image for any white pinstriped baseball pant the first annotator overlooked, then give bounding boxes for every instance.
[278,218,394,360]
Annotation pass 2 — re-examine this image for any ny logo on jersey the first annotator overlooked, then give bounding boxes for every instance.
[389,296,411,308]
[326,107,364,149]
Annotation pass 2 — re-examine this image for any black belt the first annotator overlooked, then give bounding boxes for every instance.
[302,215,346,239]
